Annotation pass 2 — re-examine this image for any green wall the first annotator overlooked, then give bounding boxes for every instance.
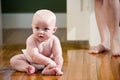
[1,0,66,13]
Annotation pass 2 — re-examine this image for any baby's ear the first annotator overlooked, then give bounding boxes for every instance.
[52,26,57,33]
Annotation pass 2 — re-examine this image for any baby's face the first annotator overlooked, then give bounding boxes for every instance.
[32,18,56,42]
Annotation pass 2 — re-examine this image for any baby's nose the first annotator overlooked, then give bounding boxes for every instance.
[38,29,44,34]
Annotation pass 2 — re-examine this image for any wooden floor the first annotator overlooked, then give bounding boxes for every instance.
[0,44,120,80]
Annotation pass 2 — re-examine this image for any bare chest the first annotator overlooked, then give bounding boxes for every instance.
[36,41,53,57]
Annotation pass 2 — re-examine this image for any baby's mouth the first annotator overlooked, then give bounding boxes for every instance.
[39,35,44,38]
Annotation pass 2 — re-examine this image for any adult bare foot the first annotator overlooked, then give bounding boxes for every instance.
[89,44,110,54]
[112,51,120,56]
[111,40,120,56]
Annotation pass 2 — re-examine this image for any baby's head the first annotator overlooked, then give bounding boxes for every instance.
[32,9,56,28]
[32,9,57,42]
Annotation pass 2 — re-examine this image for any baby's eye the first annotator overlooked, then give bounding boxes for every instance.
[44,28,50,31]
[35,27,39,30]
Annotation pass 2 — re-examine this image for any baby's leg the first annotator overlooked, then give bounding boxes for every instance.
[89,44,110,54]
[10,54,36,74]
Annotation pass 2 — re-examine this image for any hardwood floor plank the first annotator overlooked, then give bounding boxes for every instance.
[82,50,90,80]
[96,52,114,80]
[110,57,120,80]
[0,49,3,67]
[66,50,84,80]
[89,54,98,80]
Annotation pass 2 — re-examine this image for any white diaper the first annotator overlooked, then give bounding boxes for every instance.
[22,49,45,69]
[22,49,33,62]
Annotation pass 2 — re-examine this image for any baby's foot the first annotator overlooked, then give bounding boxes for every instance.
[55,68,63,76]
[26,66,35,74]
[41,68,56,75]
[89,44,110,54]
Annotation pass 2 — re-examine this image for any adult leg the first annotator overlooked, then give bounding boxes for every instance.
[103,0,120,56]
[119,1,120,23]
[10,54,36,74]
[89,0,110,54]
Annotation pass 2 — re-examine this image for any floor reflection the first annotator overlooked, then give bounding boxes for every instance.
[94,51,120,80]
[0,46,120,80]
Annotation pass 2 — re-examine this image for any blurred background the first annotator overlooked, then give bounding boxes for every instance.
[0,0,107,46]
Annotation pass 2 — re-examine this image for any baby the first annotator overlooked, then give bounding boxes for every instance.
[10,9,63,75]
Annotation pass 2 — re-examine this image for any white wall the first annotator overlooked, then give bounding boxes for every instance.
[67,0,91,40]
[67,0,101,46]
[0,0,2,45]
[2,13,66,29]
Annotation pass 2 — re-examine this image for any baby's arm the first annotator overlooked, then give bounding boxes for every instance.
[29,48,56,66]
[41,37,63,75]
[52,37,63,75]
[26,35,56,67]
